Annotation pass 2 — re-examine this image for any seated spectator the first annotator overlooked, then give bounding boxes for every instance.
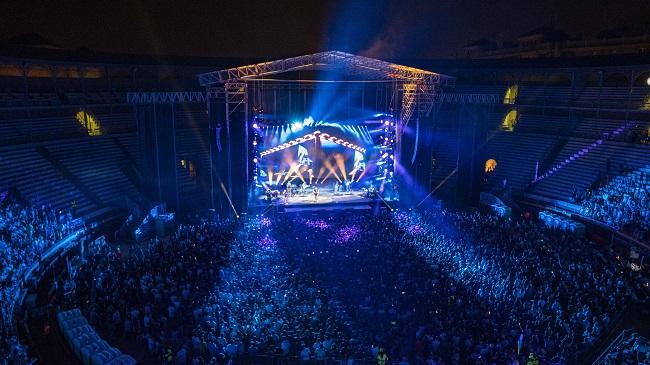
[580,167,650,241]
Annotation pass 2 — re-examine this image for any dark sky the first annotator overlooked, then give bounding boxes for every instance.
[2,0,649,59]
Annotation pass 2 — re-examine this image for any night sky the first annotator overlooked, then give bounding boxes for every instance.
[2,0,649,59]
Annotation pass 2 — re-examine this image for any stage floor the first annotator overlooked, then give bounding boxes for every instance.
[252,190,379,207]
[278,192,372,205]
[251,189,396,213]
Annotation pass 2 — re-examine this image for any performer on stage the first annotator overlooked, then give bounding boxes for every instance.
[334,181,340,195]
[313,186,319,202]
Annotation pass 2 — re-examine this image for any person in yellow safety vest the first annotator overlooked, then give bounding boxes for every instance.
[526,352,539,365]
[377,348,388,365]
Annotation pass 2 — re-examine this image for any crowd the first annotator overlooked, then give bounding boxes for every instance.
[69,220,235,364]
[580,167,650,241]
[395,210,648,364]
[197,210,647,364]
[63,207,649,365]
[0,193,75,365]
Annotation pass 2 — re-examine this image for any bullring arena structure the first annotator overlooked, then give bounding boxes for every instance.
[1,24,650,365]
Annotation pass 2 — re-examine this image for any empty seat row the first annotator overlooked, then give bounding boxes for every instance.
[484,132,558,191]
[575,86,650,109]
[517,86,575,106]
[533,139,650,201]
[515,114,571,134]
[0,144,97,215]
[46,136,139,207]
[0,115,87,145]
[0,92,61,107]
[65,92,126,105]
[57,309,136,365]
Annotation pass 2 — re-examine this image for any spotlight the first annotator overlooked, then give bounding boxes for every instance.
[384,120,390,126]
[647,76,650,86]
[253,158,258,163]
[253,123,259,129]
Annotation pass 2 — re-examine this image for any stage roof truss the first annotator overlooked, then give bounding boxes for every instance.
[198,51,454,86]
[197,51,455,126]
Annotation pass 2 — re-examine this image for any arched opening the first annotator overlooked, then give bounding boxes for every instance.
[501,110,518,131]
[485,159,497,173]
[503,84,519,104]
[76,111,103,136]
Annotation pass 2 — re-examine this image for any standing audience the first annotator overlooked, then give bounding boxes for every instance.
[1,194,74,365]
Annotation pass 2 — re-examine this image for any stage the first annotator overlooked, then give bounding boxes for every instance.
[251,190,394,213]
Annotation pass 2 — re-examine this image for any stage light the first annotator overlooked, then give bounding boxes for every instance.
[252,140,257,146]
[253,158,258,163]
[384,120,390,126]
[253,123,259,129]
[647,76,650,86]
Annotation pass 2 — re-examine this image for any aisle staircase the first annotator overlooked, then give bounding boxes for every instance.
[533,121,632,183]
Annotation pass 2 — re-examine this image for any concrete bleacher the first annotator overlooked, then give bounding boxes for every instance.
[65,92,126,105]
[429,129,460,194]
[45,136,139,208]
[0,131,140,218]
[517,86,574,106]
[174,129,210,204]
[0,112,136,145]
[175,109,209,129]
[92,113,137,134]
[574,118,650,141]
[0,115,87,145]
[575,86,650,109]
[114,133,141,166]
[484,132,558,191]
[0,92,61,108]
[533,139,650,201]
[0,144,97,215]
[515,114,571,135]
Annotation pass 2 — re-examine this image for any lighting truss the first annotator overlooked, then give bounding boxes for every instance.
[197,51,456,125]
[126,91,220,104]
[435,93,501,104]
[198,51,454,86]
[259,130,366,157]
